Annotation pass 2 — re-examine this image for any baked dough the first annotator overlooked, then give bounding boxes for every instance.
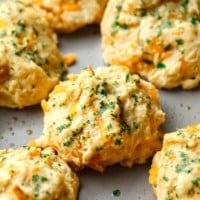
[37,66,165,172]
[0,146,79,200]
[0,0,67,108]
[149,124,200,200]
[101,0,200,89]
[21,0,108,32]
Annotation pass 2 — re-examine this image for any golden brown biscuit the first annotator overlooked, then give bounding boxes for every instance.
[0,1,67,108]
[21,0,108,32]
[0,146,79,200]
[37,66,165,172]
[149,124,200,200]
[101,0,200,89]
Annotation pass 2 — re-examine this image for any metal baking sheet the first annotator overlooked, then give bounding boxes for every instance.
[0,24,200,200]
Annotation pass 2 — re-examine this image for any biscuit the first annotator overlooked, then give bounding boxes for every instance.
[101,0,200,89]
[149,124,200,200]
[37,66,165,172]
[0,1,67,108]
[0,146,79,200]
[21,0,108,32]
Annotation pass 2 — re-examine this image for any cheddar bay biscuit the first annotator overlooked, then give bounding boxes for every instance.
[0,0,67,108]
[101,0,200,89]
[22,0,108,32]
[0,146,79,200]
[149,124,200,200]
[37,66,165,172]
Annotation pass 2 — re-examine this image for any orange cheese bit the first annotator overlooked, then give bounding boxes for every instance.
[26,32,37,50]
[149,165,158,185]
[61,3,81,12]
[52,84,67,94]
[0,64,9,83]
[41,99,50,113]
[0,20,6,28]
[29,148,40,160]
[28,140,37,147]
[146,38,163,54]
[65,53,76,66]
[140,82,159,100]
[87,154,103,171]
[159,51,172,61]
[185,124,200,134]
[180,58,188,76]
[13,186,27,200]
[97,117,112,143]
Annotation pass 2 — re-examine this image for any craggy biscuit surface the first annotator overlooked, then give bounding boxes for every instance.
[101,0,200,89]
[21,0,108,32]
[38,66,165,172]
[0,0,67,108]
[0,146,79,200]
[149,124,200,200]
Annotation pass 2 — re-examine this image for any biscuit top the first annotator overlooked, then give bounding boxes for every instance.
[39,66,165,172]
[0,0,66,81]
[0,0,67,108]
[0,146,79,200]
[101,0,200,89]
[149,124,200,200]
[20,0,108,32]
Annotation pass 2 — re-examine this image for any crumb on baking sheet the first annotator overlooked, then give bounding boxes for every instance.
[9,143,15,147]
[65,53,76,66]
[12,116,18,122]
[21,120,25,125]
[26,129,33,135]
[179,103,192,111]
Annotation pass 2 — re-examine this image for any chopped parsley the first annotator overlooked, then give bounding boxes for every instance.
[190,16,199,25]
[140,9,147,17]
[176,38,184,45]
[56,125,67,133]
[111,15,129,35]
[181,0,189,12]
[112,189,121,197]
[157,62,166,69]
[161,21,173,29]
[114,139,122,146]
[125,73,130,82]
[63,137,74,147]
[162,175,169,182]
[192,176,200,186]
[116,5,122,11]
